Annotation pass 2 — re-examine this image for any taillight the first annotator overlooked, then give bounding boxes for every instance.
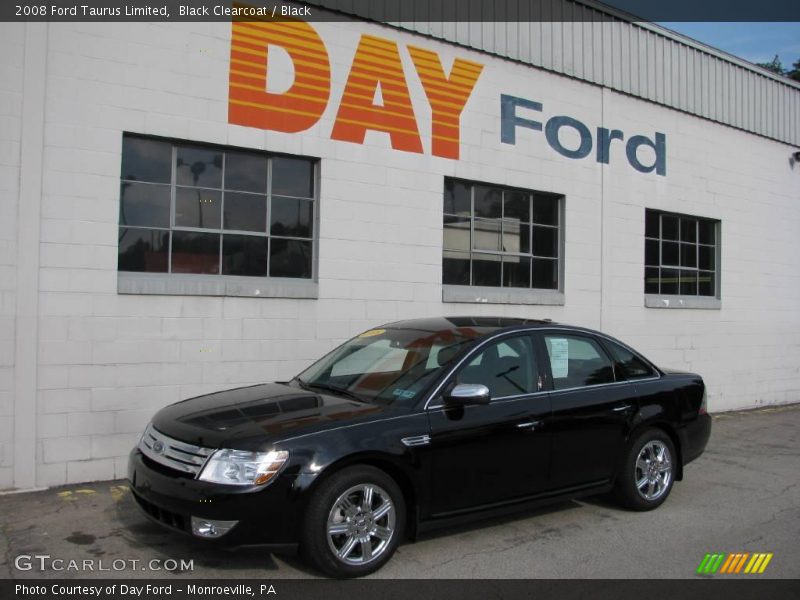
[699,387,708,415]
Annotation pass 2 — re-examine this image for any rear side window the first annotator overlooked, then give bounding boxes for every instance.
[603,339,656,380]
[543,334,615,390]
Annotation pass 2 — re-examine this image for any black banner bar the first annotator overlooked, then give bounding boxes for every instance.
[2,0,800,23]
[3,579,800,600]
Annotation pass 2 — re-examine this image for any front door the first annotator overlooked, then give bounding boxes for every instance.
[423,334,552,518]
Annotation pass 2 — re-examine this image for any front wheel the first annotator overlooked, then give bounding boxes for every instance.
[301,466,406,578]
[615,428,676,511]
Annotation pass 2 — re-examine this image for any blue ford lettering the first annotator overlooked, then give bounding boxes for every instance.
[501,94,667,176]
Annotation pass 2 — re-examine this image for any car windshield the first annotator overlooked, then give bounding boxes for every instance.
[295,326,482,404]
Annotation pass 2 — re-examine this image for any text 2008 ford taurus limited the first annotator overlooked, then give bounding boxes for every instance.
[128,317,711,577]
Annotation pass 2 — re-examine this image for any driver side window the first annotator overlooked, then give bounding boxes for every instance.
[456,336,539,399]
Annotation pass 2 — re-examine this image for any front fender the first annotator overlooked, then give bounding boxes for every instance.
[280,412,429,529]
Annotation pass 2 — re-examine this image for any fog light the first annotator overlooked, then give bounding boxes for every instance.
[190,516,238,538]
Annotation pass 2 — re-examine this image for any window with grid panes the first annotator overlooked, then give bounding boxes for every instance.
[118,134,316,279]
[644,209,719,297]
[442,179,562,290]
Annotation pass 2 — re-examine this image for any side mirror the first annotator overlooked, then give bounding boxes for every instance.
[445,383,491,406]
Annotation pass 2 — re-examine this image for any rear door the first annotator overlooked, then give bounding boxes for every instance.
[538,330,639,491]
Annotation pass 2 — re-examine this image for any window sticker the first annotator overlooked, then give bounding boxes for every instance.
[358,329,386,338]
[392,389,417,399]
[549,338,569,378]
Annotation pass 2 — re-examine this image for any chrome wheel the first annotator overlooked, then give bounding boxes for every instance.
[635,440,672,501]
[326,483,396,566]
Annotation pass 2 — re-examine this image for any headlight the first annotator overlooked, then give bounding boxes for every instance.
[198,449,289,486]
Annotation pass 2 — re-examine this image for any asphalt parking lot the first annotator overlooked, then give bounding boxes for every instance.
[1,404,798,579]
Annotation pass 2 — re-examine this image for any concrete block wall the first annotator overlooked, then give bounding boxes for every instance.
[2,17,798,489]
[0,23,25,489]
[600,92,800,410]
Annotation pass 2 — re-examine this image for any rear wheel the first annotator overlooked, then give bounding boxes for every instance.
[615,428,676,511]
[301,466,405,578]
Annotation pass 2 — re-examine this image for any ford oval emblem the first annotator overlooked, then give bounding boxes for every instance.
[152,440,165,455]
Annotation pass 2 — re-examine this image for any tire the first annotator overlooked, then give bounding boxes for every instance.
[614,428,676,511]
[301,465,406,578]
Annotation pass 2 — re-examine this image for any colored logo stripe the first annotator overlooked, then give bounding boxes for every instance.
[697,552,773,574]
[697,553,725,574]
[745,553,773,574]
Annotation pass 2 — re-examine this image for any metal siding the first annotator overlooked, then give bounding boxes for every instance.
[781,86,787,137]
[518,14,531,63]
[602,19,614,87]
[738,68,745,130]
[540,16,552,71]
[754,72,761,133]
[530,20,542,66]
[757,72,764,134]
[646,30,656,103]
[552,20,564,74]
[746,69,752,131]
[313,0,800,145]
[591,14,602,85]
[672,40,682,110]
[675,41,685,111]
[626,26,637,97]
[637,28,646,99]
[772,81,780,139]
[656,38,672,104]
[770,74,776,138]
[758,75,765,136]
[716,58,723,122]
[574,19,585,81]
[716,57,723,122]
[763,77,770,136]
[700,54,709,118]
[478,21,490,53]
[722,62,730,125]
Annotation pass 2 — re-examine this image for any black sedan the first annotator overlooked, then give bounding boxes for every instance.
[128,317,711,577]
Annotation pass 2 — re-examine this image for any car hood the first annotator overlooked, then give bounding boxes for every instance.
[150,382,388,451]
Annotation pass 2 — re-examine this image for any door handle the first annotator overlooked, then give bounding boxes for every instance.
[517,420,542,430]
[613,404,633,412]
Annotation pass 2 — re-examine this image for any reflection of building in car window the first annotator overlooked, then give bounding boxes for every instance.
[458,337,537,398]
[331,339,408,376]
[545,335,614,390]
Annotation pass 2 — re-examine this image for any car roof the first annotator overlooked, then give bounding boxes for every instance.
[377,317,660,374]
[381,316,627,339]
[381,316,558,338]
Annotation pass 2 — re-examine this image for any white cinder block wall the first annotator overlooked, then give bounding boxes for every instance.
[2,18,799,489]
[0,23,27,490]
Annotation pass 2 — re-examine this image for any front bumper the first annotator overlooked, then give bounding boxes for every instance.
[127,448,304,548]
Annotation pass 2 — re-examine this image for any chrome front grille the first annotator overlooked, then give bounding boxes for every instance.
[138,423,214,476]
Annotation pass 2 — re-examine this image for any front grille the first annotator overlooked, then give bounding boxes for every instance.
[132,491,187,531]
[138,423,214,477]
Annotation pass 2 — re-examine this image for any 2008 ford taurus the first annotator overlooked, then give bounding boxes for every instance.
[128,317,711,577]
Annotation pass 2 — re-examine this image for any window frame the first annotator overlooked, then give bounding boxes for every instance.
[442,178,565,306]
[117,133,320,298]
[644,209,721,310]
